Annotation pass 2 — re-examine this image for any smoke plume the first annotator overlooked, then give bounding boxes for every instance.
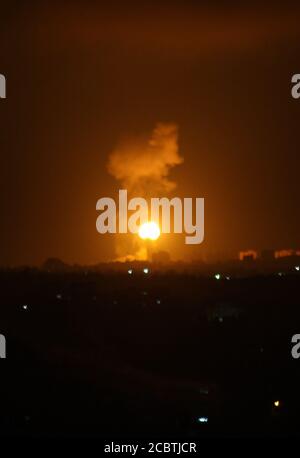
[107,123,183,261]
[108,123,183,197]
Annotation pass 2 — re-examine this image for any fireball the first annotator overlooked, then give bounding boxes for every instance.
[138,221,160,241]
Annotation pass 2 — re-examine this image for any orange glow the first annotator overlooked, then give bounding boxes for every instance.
[239,250,258,261]
[275,249,296,258]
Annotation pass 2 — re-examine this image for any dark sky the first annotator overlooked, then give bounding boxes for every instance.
[1,1,300,265]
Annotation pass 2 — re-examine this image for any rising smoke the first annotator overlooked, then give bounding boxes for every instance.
[107,123,183,261]
[108,123,183,197]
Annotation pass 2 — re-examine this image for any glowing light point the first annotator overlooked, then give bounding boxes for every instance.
[214,274,221,280]
[128,269,133,275]
[138,222,160,241]
[295,266,300,271]
[143,268,149,274]
[274,400,280,408]
[197,416,208,423]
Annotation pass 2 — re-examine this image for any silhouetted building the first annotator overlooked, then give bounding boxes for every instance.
[239,250,258,261]
[152,250,171,265]
[42,257,69,272]
[275,249,300,258]
[261,249,275,261]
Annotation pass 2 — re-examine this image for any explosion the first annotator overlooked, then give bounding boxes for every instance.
[138,222,161,241]
[107,122,183,261]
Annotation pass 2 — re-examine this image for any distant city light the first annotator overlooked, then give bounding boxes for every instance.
[214,274,221,280]
[156,299,161,304]
[295,266,300,271]
[197,416,208,423]
[56,294,62,299]
[199,388,209,395]
[143,268,149,274]
[278,272,283,276]
[225,276,230,280]
[274,400,280,408]
[128,269,133,275]
[22,305,28,310]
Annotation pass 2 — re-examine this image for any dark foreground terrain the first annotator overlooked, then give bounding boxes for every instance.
[0,268,299,437]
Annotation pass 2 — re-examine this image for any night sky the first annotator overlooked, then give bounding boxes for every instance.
[1,1,300,265]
